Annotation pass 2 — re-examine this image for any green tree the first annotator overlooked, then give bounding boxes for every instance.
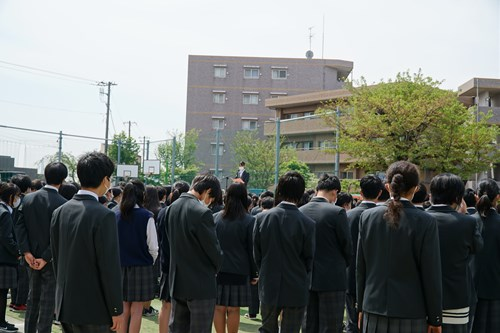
[279,160,317,189]
[156,129,200,184]
[108,132,141,166]
[319,71,500,179]
[231,130,298,189]
[39,152,78,182]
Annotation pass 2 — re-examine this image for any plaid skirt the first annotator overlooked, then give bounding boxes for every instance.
[471,298,500,333]
[216,283,251,307]
[442,323,467,333]
[122,265,155,302]
[362,312,427,333]
[0,265,17,289]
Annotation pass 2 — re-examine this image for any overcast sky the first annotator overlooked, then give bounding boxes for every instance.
[1,0,499,169]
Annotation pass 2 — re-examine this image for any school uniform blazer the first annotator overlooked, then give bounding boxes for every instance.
[253,202,315,307]
[426,205,483,309]
[0,203,19,265]
[346,201,376,295]
[50,194,123,325]
[236,170,250,185]
[356,201,443,326]
[299,196,351,291]
[473,209,500,299]
[165,192,223,300]
[15,187,67,262]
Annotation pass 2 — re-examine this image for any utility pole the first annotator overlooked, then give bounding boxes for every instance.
[215,128,220,178]
[123,121,136,138]
[334,106,340,178]
[58,131,63,162]
[274,117,281,188]
[117,139,122,164]
[98,81,117,155]
[142,136,146,169]
[171,136,176,184]
[146,140,150,160]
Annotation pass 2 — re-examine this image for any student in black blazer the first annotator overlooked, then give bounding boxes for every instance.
[471,179,500,333]
[357,161,442,333]
[427,173,483,333]
[164,174,223,333]
[14,162,67,333]
[299,174,351,333]
[253,171,315,333]
[345,175,382,333]
[235,161,250,186]
[50,152,123,333]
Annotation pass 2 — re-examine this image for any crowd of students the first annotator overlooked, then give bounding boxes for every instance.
[0,153,498,333]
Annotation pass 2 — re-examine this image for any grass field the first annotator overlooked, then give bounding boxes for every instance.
[6,299,262,333]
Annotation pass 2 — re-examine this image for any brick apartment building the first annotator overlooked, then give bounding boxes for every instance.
[185,55,353,177]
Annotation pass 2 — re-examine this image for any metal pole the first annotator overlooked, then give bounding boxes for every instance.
[142,136,146,170]
[146,140,150,160]
[58,131,63,162]
[171,136,176,184]
[215,128,220,178]
[117,139,122,164]
[274,117,281,188]
[104,82,111,154]
[335,106,340,177]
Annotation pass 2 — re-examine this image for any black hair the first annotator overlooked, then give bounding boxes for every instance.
[10,174,32,193]
[120,179,145,219]
[98,196,108,205]
[239,161,246,166]
[191,174,221,199]
[168,181,190,205]
[110,187,122,198]
[44,162,68,185]
[70,181,81,191]
[260,191,274,199]
[157,186,167,201]
[260,197,274,210]
[384,161,420,228]
[378,187,390,201]
[144,185,161,216]
[31,179,45,191]
[0,182,20,205]
[316,173,341,192]
[463,188,477,208]
[412,182,428,204]
[58,183,78,200]
[360,174,383,200]
[77,152,114,188]
[275,171,306,205]
[222,184,248,220]
[430,174,464,206]
[336,192,353,209]
[476,179,500,217]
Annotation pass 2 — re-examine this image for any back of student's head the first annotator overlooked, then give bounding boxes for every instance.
[463,188,477,208]
[191,174,221,199]
[31,179,45,191]
[77,152,114,188]
[430,173,464,206]
[316,173,341,193]
[222,183,248,220]
[144,185,160,213]
[336,192,353,209]
[45,162,68,185]
[378,187,390,202]
[259,190,274,200]
[384,161,420,228]
[275,171,305,205]
[260,197,274,210]
[0,182,20,204]
[169,181,190,205]
[360,174,383,200]
[412,182,428,204]
[58,183,78,201]
[10,174,32,194]
[476,179,500,217]
[157,186,167,201]
[120,179,145,219]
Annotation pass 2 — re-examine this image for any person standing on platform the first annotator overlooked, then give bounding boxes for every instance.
[164,175,223,333]
[300,173,351,333]
[50,152,123,333]
[235,162,250,186]
[14,163,67,333]
[253,171,315,333]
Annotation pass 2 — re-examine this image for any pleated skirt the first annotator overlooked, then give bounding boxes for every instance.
[216,283,251,307]
[0,266,17,289]
[362,312,427,333]
[122,265,155,302]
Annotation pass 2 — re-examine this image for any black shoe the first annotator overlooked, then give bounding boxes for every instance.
[0,321,18,332]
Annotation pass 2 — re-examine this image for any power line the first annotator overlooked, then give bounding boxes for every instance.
[0,99,103,115]
[0,124,106,141]
[0,60,98,84]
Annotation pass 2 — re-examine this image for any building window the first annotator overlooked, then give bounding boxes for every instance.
[243,94,259,105]
[341,171,354,179]
[242,119,257,130]
[319,140,335,150]
[272,69,287,79]
[212,118,224,130]
[212,92,226,104]
[302,141,314,150]
[304,112,314,119]
[214,67,226,78]
[210,143,224,156]
[270,92,288,99]
[244,68,260,79]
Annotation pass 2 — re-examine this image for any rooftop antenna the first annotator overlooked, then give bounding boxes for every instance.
[306,26,314,60]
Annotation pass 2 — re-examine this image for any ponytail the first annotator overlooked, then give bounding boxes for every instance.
[476,179,500,217]
[120,180,145,219]
[383,161,420,228]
